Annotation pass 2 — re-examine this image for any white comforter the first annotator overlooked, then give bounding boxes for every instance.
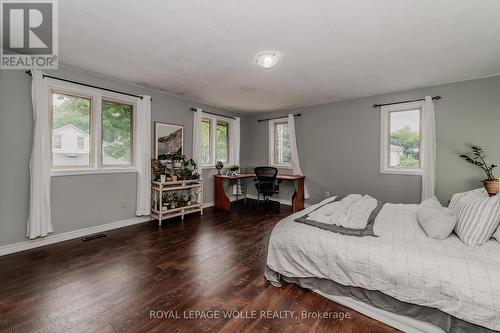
[266,197,500,331]
[307,194,377,228]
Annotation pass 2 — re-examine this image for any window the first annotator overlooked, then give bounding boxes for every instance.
[201,119,211,165]
[380,102,422,175]
[77,136,85,150]
[51,92,92,167]
[101,100,133,166]
[53,135,62,149]
[48,80,137,175]
[201,114,233,167]
[216,121,229,163]
[269,118,291,167]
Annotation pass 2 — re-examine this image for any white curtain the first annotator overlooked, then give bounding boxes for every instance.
[27,70,53,239]
[192,108,203,175]
[230,117,241,194]
[288,114,309,199]
[230,117,240,166]
[135,95,152,216]
[421,96,436,201]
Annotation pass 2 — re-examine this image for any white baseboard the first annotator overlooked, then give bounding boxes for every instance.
[1,194,309,257]
[203,195,242,209]
[0,216,151,257]
[203,201,214,208]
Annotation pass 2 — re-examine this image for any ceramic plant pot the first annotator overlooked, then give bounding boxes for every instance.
[483,179,499,196]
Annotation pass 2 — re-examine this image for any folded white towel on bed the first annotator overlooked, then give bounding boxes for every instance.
[307,194,377,229]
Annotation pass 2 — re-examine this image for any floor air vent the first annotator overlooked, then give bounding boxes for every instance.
[81,233,107,242]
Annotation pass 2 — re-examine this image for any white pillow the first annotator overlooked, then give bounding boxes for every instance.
[448,187,488,211]
[420,196,443,210]
[417,207,457,240]
[454,195,500,246]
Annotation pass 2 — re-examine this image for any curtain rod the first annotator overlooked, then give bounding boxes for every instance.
[25,70,151,101]
[372,96,441,108]
[257,113,301,122]
[190,108,236,120]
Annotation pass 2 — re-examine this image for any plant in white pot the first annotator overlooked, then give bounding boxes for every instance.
[460,146,499,196]
[171,151,184,168]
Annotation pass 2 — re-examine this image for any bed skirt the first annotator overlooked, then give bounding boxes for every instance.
[265,266,495,333]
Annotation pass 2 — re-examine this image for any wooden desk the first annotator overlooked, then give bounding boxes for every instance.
[214,173,305,213]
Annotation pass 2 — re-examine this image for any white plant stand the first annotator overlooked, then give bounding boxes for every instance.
[151,179,203,226]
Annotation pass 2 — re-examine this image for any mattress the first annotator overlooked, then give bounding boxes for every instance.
[265,197,500,331]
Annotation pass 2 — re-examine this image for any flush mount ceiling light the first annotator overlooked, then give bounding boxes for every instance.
[255,51,280,69]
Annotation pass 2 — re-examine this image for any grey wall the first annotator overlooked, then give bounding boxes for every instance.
[0,67,237,246]
[241,75,500,205]
[2,67,499,247]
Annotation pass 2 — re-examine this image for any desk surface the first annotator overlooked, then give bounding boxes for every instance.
[214,173,305,180]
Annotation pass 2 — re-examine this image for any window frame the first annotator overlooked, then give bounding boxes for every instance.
[216,120,229,164]
[100,97,135,167]
[380,101,423,175]
[201,118,212,166]
[48,78,138,176]
[49,89,94,170]
[269,117,292,168]
[201,113,233,168]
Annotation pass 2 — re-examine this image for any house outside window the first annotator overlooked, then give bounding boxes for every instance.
[77,136,85,150]
[49,79,137,176]
[53,134,62,149]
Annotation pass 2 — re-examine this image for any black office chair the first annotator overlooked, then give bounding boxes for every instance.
[254,166,280,209]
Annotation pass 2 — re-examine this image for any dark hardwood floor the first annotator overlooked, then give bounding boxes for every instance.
[0,200,400,333]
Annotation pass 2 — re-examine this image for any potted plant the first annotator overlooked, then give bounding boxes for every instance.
[227,164,240,176]
[215,160,224,175]
[460,146,499,196]
[177,194,187,207]
[178,168,192,180]
[151,158,162,181]
[163,193,171,209]
[170,193,178,209]
[171,151,185,168]
[182,158,200,180]
[184,158,196,169]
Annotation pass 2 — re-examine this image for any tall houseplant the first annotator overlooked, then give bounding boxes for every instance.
[460,146,499,196]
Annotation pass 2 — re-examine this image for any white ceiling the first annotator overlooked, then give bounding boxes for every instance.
[59,0,500,112]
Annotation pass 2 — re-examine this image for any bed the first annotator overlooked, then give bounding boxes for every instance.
[265,197,500,333]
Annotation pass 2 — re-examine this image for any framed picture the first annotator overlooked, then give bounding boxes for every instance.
[154,122,184,160]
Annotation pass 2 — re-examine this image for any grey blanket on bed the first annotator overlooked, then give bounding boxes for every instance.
[294,195,385,237]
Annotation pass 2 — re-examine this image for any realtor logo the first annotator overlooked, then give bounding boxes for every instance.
[1,0,58,69]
